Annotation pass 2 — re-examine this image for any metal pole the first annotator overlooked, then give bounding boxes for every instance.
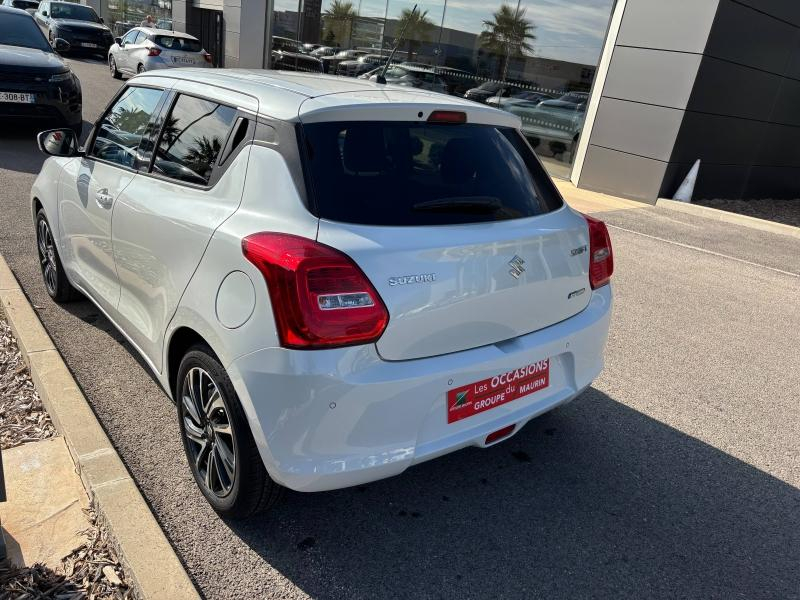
[382,0,390,49]
[503,0,522,81]
[436,0,448,65]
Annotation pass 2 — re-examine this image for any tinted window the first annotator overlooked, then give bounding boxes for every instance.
[91,86,163,169]
[302,122,561,226]
[12,1,40,10]
[0,11,50,50]
[152,95,237,185]
[49,2,99,21]
[154,35,201,52]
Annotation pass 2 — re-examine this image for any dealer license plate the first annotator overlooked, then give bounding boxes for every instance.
[447,359,550,424]
[0,92,35,104]
[172,56,194,64]
[80,42,99,48]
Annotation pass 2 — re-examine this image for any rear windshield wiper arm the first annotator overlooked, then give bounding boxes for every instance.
[412,196,503,213]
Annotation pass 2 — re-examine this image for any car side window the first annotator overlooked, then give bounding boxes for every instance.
[133,31,147,44]
[121,30,138,45]
[89,86,164,170]
[151,94,238,186]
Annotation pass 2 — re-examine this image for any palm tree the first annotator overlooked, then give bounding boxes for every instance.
[323,0,357,48]
[185,136,222,176]
[111,107,149,134]
[396,8,434,61]
[479,4,536,80]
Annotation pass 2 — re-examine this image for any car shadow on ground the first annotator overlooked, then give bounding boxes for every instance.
[228,388,800,599]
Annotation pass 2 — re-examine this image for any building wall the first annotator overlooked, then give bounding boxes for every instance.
[579,0,800,202]
[577,0,719,202]
[663,0,800,200]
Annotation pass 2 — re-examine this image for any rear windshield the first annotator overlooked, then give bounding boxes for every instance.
[301,121,562,226]
[155,35,202,52]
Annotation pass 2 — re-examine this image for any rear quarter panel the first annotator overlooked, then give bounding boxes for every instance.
[164,143,319,391]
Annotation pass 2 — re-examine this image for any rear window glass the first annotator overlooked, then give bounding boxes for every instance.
[154,35,202,52]
[301,121,562,226]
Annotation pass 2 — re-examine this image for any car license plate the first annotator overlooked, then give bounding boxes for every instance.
[172,57,194,64]
[80,42,99,48]
[447,359,550,423]
[0,92,35,104]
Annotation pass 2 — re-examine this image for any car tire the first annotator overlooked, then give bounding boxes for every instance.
[35,209,80,303]
[177,345,283,518]
[109,56,122,79]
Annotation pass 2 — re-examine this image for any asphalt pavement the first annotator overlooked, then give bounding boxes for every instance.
[1,57,799,600]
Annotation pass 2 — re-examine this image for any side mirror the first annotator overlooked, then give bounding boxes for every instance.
[53,38,70,52]
[99,17,104,23]
[114,37,122,45]
[41,9,47,16]
[37,129,80,157]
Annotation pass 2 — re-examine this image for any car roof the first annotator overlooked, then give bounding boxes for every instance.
[136,26,196,39]
[0,4,34,16]
[137,69,520,126]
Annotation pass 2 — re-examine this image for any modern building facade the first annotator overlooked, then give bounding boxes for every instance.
[84,0,800,203]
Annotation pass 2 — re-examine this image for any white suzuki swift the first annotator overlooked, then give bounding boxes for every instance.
[32,70,613,517]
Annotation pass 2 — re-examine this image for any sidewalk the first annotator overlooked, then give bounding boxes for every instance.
[0,255,198,599]
[0,307,131,597]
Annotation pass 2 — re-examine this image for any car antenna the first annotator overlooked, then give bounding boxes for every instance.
[376,3,418,85]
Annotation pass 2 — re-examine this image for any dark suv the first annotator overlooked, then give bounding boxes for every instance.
[0,5,81,133]
[34,1,114,56]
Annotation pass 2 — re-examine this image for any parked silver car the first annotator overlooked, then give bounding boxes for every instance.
[108,27,210,77]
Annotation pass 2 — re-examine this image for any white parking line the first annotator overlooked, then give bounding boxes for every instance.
[608,224,800,279]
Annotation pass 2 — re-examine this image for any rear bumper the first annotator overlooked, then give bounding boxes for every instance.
[229,285,612,492]
[144,57,212,70]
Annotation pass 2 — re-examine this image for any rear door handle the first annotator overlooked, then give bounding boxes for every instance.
[95,188,113,209]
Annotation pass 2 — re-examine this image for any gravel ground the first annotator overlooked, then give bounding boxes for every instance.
[0,308,131,599]
[0,309,56,450]
[0,508,132,600]
[696,198,800,228]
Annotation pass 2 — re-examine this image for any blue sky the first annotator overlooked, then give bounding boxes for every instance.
[274,0,615,64]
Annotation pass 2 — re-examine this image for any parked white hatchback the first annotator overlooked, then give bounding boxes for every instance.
[31,70,613,517]
[108,27,211,77]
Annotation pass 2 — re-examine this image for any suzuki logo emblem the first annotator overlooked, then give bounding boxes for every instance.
[508,255,526,279]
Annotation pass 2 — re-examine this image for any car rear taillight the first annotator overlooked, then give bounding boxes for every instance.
[147,47,161,56]
[203,52,212,63]
[584,215,613,289]
[242,233,389,349]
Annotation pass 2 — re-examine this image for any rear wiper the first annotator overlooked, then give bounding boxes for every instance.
[412,196,503,213]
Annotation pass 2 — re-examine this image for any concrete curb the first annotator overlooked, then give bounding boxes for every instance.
[656,198,800,240]
[0,254,199,600]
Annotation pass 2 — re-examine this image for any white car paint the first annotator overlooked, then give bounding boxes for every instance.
[31,70,613,494]
[108,27,210,75]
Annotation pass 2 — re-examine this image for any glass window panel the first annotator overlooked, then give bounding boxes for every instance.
[153,95,238,185]
[101,0,173,38]
[91,86,164,169]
